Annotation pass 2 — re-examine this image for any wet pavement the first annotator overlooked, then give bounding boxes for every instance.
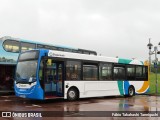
[0,95,160,120]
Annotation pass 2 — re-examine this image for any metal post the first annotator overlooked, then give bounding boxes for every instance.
[154,46,158,95]
[149,39,152,73]
[149,50,151,73]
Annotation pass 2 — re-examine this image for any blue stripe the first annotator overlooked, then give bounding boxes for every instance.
[124,81,130,95]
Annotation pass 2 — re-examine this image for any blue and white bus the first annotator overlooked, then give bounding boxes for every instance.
[0,36,96,92]
[15,49,149,100]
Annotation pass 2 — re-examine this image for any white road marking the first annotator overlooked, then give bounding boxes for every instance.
[32,104,42,107]
[25,104,42,108]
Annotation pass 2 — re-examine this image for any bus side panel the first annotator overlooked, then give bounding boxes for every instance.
[130,81,149,94]
[123,81,149,95]
[64,81,121,99]
[65,80,149,99]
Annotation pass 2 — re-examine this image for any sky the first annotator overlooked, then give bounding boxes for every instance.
[0,0,160,61]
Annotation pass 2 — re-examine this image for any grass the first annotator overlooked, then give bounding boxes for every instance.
[149,72,160,94]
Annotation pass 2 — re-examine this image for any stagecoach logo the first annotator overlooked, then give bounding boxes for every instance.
[48,51,65,57]
[18,84,27,88]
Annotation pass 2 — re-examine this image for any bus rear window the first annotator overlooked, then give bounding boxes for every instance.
[19,51,39,61]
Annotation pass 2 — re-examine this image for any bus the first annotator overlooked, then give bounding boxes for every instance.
[0,36,97,93]
[14,49,149,100]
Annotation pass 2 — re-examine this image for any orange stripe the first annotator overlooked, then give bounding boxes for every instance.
[137,81,149,93]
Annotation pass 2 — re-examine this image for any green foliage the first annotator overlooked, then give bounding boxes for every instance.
[149,72,160,94]
[150,64,160,73]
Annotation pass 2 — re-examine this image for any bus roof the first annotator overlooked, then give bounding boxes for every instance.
[47,50,144,65]
[0,36,78,50]
[0,36,97,55]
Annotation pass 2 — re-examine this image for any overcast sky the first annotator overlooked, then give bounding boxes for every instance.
[1,0,160,61]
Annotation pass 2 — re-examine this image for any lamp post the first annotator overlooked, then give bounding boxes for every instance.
[147,38,153,73]
[154,46,158,95]
[147,38,159,95]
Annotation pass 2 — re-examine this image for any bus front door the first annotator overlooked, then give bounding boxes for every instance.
[44,60,64,99]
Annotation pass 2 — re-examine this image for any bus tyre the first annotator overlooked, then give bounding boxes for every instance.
[128,86,135,97]
[67,88,78,101]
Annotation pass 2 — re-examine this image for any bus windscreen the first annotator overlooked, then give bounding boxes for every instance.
[16,60,37,83]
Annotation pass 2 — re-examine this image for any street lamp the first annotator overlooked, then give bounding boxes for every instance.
[147,38,159,95]
[147,38,153,49]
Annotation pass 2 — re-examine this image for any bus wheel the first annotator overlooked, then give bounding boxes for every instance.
[67,88,79,101]
[128,86,135,97]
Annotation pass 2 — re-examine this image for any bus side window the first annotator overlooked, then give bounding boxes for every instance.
[126,65,135,80]
[66,61,81,80]
[136,66,143,80]
[83,64,98,80]
[21,42,36,52]
[142,66,148,80]
[113,65,125,80]
[99,63,112,80]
